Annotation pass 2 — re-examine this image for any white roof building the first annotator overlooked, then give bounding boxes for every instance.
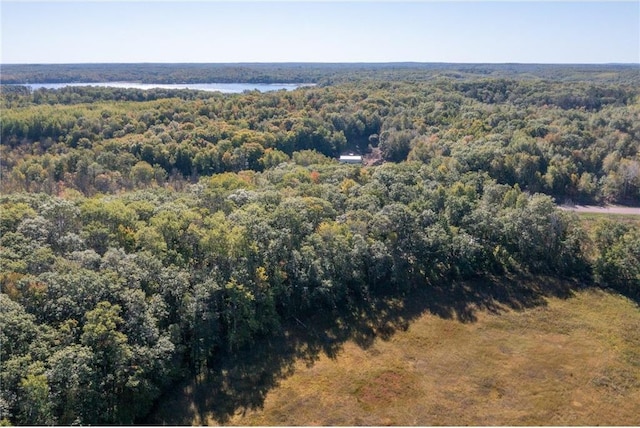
[339,154,362,164]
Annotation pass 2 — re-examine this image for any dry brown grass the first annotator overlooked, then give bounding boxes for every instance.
[216,289,640,426]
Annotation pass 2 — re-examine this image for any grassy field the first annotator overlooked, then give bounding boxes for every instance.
[575,212,640,230]
[150,281,640,426]
[226,289,639,426]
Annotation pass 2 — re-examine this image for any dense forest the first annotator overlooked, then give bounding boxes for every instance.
[1,64,639,425]
[3,62,640,85]
[2,70,639,203]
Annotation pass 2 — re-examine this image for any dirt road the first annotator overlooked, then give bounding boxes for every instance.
[559,204,640,215]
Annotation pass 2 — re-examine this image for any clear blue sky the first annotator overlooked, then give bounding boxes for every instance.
[1,1,638,64]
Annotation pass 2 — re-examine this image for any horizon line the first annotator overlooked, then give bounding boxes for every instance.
[3,61,639,66]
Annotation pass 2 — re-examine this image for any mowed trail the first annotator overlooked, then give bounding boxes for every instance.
[559,204,640,215]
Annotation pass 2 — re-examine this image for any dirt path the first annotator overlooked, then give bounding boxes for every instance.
[559,204,640,215]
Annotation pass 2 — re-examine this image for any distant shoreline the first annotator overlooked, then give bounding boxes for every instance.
[2,62,638,85]
[4,82,314,93]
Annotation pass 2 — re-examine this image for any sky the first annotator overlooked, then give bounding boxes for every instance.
[1,1,638,64]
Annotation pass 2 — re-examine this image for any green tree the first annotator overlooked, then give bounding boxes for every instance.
[130,161,155,187]
[46,345,97,425]
[594,222,640,298]
[80,301,132,424]
[18,369,54,425]
[379,129,415,162]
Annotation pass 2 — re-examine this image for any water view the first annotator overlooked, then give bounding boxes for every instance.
[16,82,314,93]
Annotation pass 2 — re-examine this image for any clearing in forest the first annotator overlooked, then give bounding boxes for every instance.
[228,289,640,426]
[151,286,640,426]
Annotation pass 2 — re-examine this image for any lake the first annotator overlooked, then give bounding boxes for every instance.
[15,82,314,93]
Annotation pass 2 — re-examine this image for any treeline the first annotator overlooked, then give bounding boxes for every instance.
[0,161,591,425]
[1,84,221,106]
[2,63,639,85]
[2,159,638,425]
[2,78,639,203]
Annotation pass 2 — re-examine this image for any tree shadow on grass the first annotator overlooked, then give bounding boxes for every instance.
[146,274,581,425]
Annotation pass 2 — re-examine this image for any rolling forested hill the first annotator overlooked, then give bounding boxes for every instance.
[1,63,639,425]
[3,62,640,85]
